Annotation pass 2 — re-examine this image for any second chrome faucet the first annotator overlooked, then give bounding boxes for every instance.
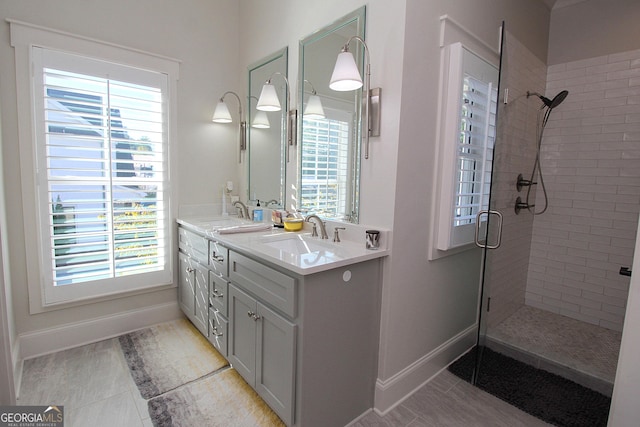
[232,200,250,219]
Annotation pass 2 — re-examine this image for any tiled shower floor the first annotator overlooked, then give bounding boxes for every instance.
[486,305,622,396]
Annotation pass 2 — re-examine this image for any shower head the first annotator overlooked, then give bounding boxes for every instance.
[527,90,569,109]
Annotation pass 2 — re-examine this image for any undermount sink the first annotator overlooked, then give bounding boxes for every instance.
[191,217,252,230]
[261,234,333,255]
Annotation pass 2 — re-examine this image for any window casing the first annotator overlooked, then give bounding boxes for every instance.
[434,43,498,252]
[10,21,178,309]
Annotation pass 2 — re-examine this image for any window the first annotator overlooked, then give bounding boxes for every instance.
[455,74,496,227]
[434,43,498,252]
[11,21,178,308]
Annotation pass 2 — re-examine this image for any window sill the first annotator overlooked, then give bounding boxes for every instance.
[30,282,176,315]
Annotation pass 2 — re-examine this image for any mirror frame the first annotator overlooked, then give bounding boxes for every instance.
[247,47,288,208]
[298,7,366,223]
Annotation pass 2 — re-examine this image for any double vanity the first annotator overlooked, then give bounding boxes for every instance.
[177,216,388,427]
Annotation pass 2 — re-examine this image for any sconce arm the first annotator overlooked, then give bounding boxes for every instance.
[342,36,378,159]
[218,90,247,161]
[220,91,244,122]
[265,72,297,149]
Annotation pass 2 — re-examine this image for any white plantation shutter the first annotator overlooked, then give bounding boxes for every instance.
[33,47,172,304]
[454,75,496,226]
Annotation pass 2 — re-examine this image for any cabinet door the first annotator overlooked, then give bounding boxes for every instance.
[208,307,228,357]
[256,302,296,426]
[228,284,256,386]
[178,252,196,317]
[193,261,209,336]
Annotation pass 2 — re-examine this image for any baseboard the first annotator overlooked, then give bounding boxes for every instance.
[374,325,476,415]
[12,339,21,403]
[18,301,182,361]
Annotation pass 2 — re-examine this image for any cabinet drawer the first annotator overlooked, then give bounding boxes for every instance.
[208,308,228,357]
[229,251,297,318]
[209,271,228,317]
[209,240,229,277]
[178,227,208,265]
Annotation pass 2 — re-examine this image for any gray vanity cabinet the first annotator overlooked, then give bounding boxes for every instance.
[177,251,208,336]
[177,222,383,427]
[178,226,229,341]
[228,257,296,426]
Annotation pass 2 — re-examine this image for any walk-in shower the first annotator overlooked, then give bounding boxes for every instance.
[515,89,569,215]
[458,21,637,425]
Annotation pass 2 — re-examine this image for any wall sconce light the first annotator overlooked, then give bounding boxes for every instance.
[212,91,246,163]
[329,35,381,159]
[257,72,297,147]
[303,80,325,120]
[249,96,270,129]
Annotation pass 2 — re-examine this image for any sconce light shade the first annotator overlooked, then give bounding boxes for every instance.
[212,100,233,123]
[256,84,281,111]
[303,95,325,119]
[330,51,363,91]
[251,110,271,129]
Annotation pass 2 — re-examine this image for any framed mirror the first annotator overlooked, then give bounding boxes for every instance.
[248,47,288,208]
[298,7,365,223]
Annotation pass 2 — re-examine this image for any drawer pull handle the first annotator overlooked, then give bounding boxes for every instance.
[247,311,261,321]
[185,267,195,273]
[211,290,224,298]
[211,252,225,263]
[211,327,224,337]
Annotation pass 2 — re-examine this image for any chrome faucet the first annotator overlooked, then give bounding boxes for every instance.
[232,201,250,219]
[304,214,328,239]
[265,199,279,207]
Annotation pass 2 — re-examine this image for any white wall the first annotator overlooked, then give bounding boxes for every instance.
[238,0,550,412]
[609,212,640,426]
[238,0,405,230]
[373,0,550,411]
[0,91,17,404]
[0,0,242,358]
[0,0,554,415]
[548,0,640,65]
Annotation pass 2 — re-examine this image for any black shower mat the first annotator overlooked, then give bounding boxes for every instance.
[448,346,611,427]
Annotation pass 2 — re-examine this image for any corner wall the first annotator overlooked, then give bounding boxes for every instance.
[0,90,17,404]
[374,0,550,412]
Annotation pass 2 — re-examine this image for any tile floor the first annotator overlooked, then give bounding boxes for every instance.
[17,325,552,427]
[487,305,621,395]
[351,369,550,427]
[18,338,152,427]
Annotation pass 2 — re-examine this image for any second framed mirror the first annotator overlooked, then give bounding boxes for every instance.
[298,7,365,223]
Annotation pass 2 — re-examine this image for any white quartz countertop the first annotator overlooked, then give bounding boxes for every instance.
[177,216,389,275]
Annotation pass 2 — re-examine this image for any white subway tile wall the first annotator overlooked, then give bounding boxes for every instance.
[484,32,547,329]
[526,48,640,331]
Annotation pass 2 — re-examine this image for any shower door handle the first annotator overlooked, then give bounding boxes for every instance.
[474,210,503,249]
